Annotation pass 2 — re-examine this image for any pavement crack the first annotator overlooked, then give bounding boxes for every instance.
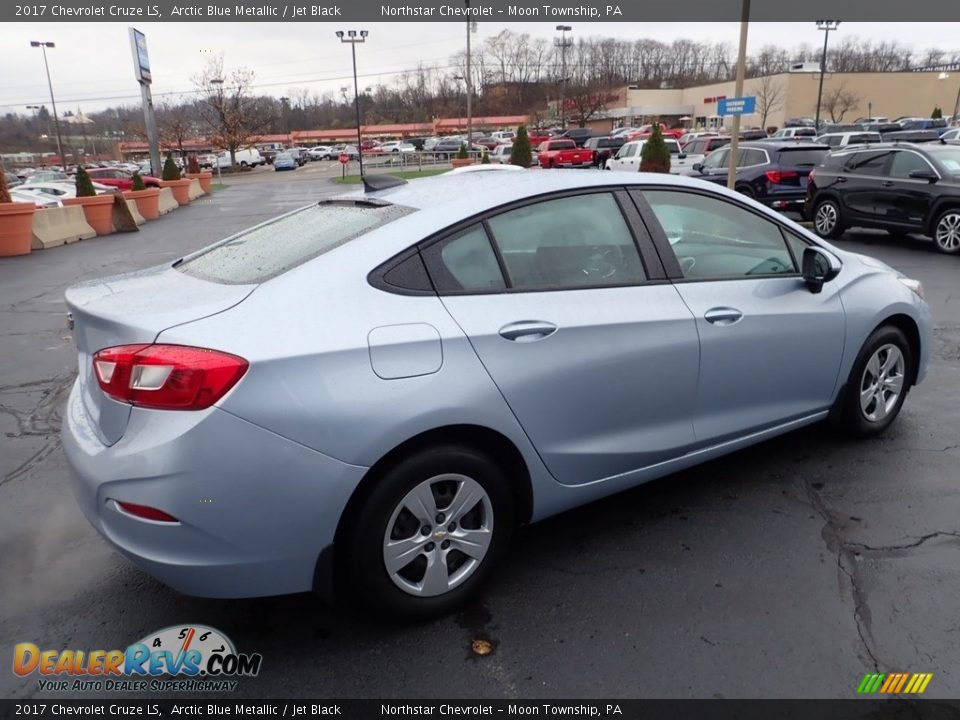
[803,480,881,672]
[847,531,960,554]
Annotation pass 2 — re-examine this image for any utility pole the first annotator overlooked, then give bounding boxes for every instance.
[726,0,750,189]
[465,1,473,150]
[814,21,840,130]
[30,42,66,170]
[555,25,572,130]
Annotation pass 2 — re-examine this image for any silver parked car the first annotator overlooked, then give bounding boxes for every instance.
[63,171,931,618]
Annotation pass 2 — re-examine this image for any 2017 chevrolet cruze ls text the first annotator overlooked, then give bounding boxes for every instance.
[63,170,931,618]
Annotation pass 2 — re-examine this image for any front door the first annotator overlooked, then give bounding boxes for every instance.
[637,188,846,445]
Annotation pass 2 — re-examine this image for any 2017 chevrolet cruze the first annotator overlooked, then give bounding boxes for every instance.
[63,170,931,618]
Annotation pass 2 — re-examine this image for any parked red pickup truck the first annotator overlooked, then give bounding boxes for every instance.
[537,139,593,168]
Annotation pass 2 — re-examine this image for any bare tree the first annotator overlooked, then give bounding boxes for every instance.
[755,75,784,129]
[156,99,196,165]
[820,82,861,122]
[193,56,271,166]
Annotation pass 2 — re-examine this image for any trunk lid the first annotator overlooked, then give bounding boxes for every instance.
[65,264,256,445]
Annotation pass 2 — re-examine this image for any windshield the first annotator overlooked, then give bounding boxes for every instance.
[177,201,413,284]
[930,147,960,174]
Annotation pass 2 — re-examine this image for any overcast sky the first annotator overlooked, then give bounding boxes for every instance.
[3,22,960,114]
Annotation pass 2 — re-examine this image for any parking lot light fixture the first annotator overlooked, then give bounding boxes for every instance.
[554,25,573,131]
[337,29,367,176]
[30,41,66,170]
[814,21,841,130]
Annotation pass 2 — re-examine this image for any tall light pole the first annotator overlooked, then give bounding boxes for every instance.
[555,25,572,130]
[464,2,476,150]
[814,21,840,130]
[30,41,66,170]
[725,0,750,190]
[336,30,368,176]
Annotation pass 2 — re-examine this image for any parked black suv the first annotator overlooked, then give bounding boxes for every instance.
[689,140,830,215]
[583,136,625,167]
[806,142,960,254]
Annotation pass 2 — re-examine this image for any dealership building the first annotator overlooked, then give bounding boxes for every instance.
[586,69,960,132]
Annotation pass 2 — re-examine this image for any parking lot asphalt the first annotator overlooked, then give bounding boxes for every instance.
[1,164,959,700]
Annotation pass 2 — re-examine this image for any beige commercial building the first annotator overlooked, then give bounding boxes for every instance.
[589,71,960,132]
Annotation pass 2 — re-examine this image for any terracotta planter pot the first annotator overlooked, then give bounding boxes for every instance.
[185,172,213,194]
[123,187,161,220]
[63,195,115,236]
[450,158,476,168]
[0,202,37,256]
[159,179,192,205]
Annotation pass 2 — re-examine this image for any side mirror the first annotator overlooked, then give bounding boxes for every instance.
[802,246,841,293]
[692,162,703,172]
[908,169,938,182]
[678,152,688,159]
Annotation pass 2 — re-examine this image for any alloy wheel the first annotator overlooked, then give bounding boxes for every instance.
[382,474,493,597]
[815,202,838,236]
[934,212,960,253]
[859,344,905,423]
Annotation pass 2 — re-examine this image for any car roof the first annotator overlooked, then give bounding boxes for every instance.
[739,140,829,150]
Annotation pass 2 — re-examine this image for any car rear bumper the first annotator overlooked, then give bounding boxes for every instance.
[62,379,368,598]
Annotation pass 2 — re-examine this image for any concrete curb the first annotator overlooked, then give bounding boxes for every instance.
[31,206,97,250]
[125,199,146,226]
[157,187,179,215]
[187,178,204,201]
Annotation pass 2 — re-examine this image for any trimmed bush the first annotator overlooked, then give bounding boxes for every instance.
[162,154,180,181]
[510,125,532,167]
[131,172,146,191]
[481,150,491,164]
[640,124,672,173]
[75,166,98,197]
[0,169,11,203]
[456,143,469,160]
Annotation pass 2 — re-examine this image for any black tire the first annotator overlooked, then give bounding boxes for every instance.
[735,184,755,199]
[813,197,845,239]
[835,325,913,438]
[931,207,960,255]
[343,445,515,619]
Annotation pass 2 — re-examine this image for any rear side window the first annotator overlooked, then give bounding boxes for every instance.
[486,193,646,290]
[177,201,411,284]
[844,151,891,176]
[777,148,829,167]
[434,226,506,292]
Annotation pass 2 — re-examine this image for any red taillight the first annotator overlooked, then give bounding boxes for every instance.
[116,501,179,523]
[764,170,800,184]
[92,344,248,410]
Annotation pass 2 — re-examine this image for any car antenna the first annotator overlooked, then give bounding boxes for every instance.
[362,174,408,193]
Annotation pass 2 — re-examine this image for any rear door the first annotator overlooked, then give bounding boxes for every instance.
[836,149,895,223]
[874,149,938,229]
[424,190,700,486]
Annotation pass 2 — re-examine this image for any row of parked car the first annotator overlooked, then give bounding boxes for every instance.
[3,163,160,208]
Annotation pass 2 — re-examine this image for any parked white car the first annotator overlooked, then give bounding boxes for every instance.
[11,187,63,208]
[307,146,334,160]
[770,127,818,139]
[490,131,515,143]
[380,141,416,153]
[605,138,690,174]
[20,181,111,198]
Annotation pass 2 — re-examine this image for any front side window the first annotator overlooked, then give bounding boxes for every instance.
[643,190,797,280]
[486,193,646,290]
[888,151,935,178]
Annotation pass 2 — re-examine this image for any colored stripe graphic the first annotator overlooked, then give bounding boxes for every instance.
[858,672,933,694]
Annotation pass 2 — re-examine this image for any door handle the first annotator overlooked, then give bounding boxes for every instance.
[881,181,895,187]
[499,321,558,342]
[704,307,743,326]
[836,176,847,183]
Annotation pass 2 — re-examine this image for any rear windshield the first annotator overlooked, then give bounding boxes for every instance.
[776,148,829,166]
[177,201,412,284]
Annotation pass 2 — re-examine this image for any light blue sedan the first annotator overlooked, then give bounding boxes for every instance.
[272,152,297,171]
[62,171,931,618]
